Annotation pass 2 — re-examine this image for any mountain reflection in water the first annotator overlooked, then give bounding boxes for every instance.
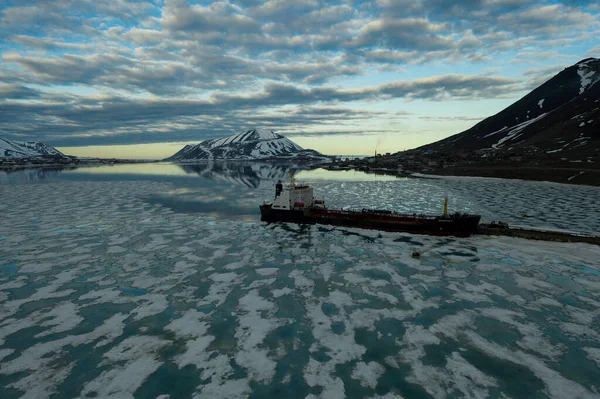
[4,162,596,234]
[177,162,312,188]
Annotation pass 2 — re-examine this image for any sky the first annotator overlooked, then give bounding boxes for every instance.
[1,0,599,159]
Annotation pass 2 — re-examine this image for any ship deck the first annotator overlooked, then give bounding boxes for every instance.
[308,207,442,221]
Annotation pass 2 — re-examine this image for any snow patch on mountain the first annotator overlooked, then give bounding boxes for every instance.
[482,126,509,139]
[0,138,65,158]
[207,129,282,148]
[166,129,328,162]
[577,60,599,94]
[491,113,548,149]
[421,58,600,159]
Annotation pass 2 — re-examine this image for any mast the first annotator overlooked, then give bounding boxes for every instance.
[443,196,448,217]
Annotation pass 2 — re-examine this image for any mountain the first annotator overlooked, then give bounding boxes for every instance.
[0,137,66,158]
[165,129,330,162]
[421,58,600,159]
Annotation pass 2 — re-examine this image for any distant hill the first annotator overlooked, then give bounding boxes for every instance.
[165,129,330,162]
[420,58,600,160]
[0,137,66,158]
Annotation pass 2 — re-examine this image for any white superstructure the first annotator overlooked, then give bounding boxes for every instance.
[269,172,326,211]
[271,181,314,210]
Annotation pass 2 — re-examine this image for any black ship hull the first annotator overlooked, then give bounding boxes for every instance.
[259,204,481,237]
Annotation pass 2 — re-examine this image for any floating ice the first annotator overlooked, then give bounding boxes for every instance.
[176,335,215,368]
[584,347,600,367]
[33,301,84,338]
[272,287,294,297]
[0,348,14,362]
[165,309,208,338]
[132,294,169,320]
[255,267,278,276]
[81,356,163,398]
[352,361,385,389]
[304,357,346,399]
[235,289,284,383]
[1,178,600,398]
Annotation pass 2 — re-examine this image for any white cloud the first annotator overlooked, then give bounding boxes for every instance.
[0,0,598,146]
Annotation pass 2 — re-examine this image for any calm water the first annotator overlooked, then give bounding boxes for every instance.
[0,162,599,398]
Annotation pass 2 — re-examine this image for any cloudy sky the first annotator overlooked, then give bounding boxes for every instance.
[1,0,599,158]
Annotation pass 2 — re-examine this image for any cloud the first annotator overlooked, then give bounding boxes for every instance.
[497,4,597,35]
[348,18,454,51]
[587,45,600,56]
[0,83,43,100]
[8,35,92,51]
[0,4,84,37]
[0,0,598,148]
[3,52,135,85]
[0,0,155,38]
[218,74,521,107]
[418,116,486,122]
[0,72,522,146]
[521,63,570,89]
[0,96,396,145]
[161,0,259,34]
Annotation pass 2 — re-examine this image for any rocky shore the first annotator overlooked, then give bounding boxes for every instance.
[321,154,600,186]
[0,156,155,170]
[423,165,600,186]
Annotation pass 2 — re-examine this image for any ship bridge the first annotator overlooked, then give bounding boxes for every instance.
[271,181,314,210]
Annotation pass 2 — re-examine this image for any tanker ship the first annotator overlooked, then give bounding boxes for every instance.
[259,174,481,237]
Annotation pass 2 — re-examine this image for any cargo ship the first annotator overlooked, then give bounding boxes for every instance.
[259,174,481,237]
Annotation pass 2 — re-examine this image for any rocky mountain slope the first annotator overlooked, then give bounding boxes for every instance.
[165,129,329,162]
[0,137,66,158]
[421,58,600,160]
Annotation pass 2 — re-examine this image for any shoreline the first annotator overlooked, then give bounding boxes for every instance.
[420,166,600,187]
[0,159,156,171]
[323,163,600,187]
[2,160,599,188]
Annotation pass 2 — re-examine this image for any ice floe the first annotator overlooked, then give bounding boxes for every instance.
[235,289,284,383]
[351,361,385,389]
[1,179,600,398]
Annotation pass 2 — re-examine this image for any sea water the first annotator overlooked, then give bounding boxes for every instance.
[0,162,599,398]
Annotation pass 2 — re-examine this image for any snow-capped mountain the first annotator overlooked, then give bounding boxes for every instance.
[0,137,66,158]
[165,129,329,162]
[421,58,600,159]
